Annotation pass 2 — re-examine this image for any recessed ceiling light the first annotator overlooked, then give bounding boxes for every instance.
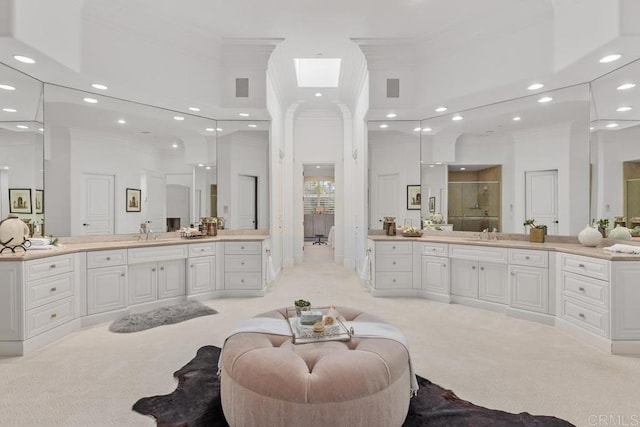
[379,124,388,128]
[451,115,463,121]
[91,83,108,90]
[616,106,632,112]
[83,97,98,104]
[14,55,35,64]
[513,116,521,121]
[248,124,257,128]
[599,54,622,63]
[205,166,212,170]
[315,92,323,97]
[527,83,544,90]
[188,107,200,112]
[413,127,421,132]
[205,128,215,132]
[422,127,432,132]
[38,128,44,132]
[0,84,16,91]
[435,107,447,112]
[171,143,179,148]
[590,126,595,130]
[606,123,619,128]
[460,167,466,170]
[216,128,223,132]
[316,165,321,169]
[197,163,204,167]
[2,108,17,113]
[117,119,126,124]
[16,125,29,129]
[617,83,636,90]
[538,96,553,103]
[420,160,424,163]
[173,116,185,121]
[239,112,250,117]
[386,113,397,118]
[428,165,435,168]
[435,162,443,165]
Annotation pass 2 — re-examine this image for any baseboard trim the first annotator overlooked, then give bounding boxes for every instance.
[450,296,507,314]
[0,319,82,357]
[611,341,640,355]
[506,308,555,326]
[555,318,612,353]
[81,309,130,327]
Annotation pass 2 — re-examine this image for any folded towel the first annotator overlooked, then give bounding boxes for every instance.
[603,244,640,254]
[27,244,55,250]
[29,237,50,246]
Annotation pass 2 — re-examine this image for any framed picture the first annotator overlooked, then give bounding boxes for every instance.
[406,185,421,210]
[126,188,141,212]
[9,188,32,214]
[429,196,436,213]
[35,189,44,214]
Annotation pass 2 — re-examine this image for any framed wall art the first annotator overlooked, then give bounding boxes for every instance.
[35,189,44,214]
[429,196,436,213]
[406,185,421,210]
[126,188,141,212]
[9,188,32,214]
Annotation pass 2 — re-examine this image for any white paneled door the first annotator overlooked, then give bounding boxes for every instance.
[525,170,558,235]
[145,170,166,232]
[81,173,114,235]
[238,174,257,229]
[375,173,399,228]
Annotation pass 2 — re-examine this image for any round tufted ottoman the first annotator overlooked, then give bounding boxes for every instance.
[220,307,411,427]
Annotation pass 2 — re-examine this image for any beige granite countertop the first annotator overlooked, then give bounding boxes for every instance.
[0,234,269,261]
[368,234,640,261]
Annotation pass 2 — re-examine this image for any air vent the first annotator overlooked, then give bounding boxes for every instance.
[386,78,400,98]
[236,78,249,98]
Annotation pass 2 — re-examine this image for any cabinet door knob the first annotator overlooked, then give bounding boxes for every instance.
[241,261,245,265]
[50,264,56,269]
[480,267,484,271]
[392,261,396,265]
[120,273,125,277]
[106,257,111,261]
[50,313,57,319]
[241,246,245,250]
[240,279,245,283]
[392,246,396,250]
[578,263,585,268]
[578,287,585,292]
[578,313,585,319]
[392,279,396,283]
[190,264,194,268]
[472,266,476,270]
[50,287,57,292]
[201,248,205,252]
[511,272,515,276]
[160,266,164,271]
[442,264,447,267]
[152,268,156,272]
[525,256,530,260]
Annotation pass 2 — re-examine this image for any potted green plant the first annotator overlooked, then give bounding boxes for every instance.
[294,299,311,316]
[523,219,547,243]
[595,218,609,237]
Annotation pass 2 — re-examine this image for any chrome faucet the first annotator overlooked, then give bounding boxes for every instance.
[481,228,489,240]
[139,223,152,240]
[490,228,498,240]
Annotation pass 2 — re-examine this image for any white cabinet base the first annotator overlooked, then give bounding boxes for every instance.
[0,318,81,357]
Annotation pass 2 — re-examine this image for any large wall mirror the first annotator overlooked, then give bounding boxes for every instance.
[0,63,44,232]
[590,58,640,235]
[368,120,421,230]
[420,83,591,235]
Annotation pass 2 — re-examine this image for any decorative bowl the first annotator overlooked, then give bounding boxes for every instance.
[402,231,423,237]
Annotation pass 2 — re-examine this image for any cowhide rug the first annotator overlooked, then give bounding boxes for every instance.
[133,346,574,427]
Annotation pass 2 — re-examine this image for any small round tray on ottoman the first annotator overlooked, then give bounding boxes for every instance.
[220,307,411,427]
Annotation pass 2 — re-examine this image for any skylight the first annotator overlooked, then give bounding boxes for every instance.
[294,58,341,87]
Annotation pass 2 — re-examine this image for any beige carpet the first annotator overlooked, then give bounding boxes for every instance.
[0,242,638,426]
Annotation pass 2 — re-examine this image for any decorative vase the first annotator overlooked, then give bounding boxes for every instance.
[529,228,545,243]
[608,225,632,241]
[577,224,602,247]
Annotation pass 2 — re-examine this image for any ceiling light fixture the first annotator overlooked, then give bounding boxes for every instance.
[172,143,178,148]
[205,128,215,132]
[2,108,17,112]
[197,163,204,167]
[315,92,323,97]
[428,165,435,168]
[205,166,212,170]
[83,97,98,104]
[239,112,250,117]
[460,167,466,170]
[117,119,126,124]
[173,116,185,121]
[538,96,553,103]
[216,128,223,132]
[38,128,44,132]
[413,127,421,132]
[606,123,619,128]
[248,124,257,128]
[188,107,200,112]
[617,83,636,90]
[379,124,388,128]
[599,54,622,63]
[590,126,595,130]
[16,125,29,129]
[616,106,632,112]
[422,127,432,132]
[14,55,35,64]
[513,116,521,121]
[435,107,447,112]
[452,115,463,121]
[527,83,544,90]
[91,83,108,90]
[386,113,397,118]
[0,84,16,91]
[435,162,443,165]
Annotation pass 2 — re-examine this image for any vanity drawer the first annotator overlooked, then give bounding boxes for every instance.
[561,271,608,309]
[509,249,548,268]
[25,296,75,339]
[128,245,188,264]
[87,249,128,268]
[376,255,412,271]
[225,273,262,290]
[376,242,413,255]
[560,254,609,281]
[450,244,507,264]
[26,273,74,310]
[420,242,449,257]
[560,296,609,338]
[25,254,74,281]
[225,241,261,255]
[225,255,260,272]
[189,242,217,258]
[375,272,413,289]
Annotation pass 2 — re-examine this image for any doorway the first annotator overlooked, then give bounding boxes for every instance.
[525,169,558,235]
[238,174,257,229]
[302,164,335,256]
[81,173,115,235]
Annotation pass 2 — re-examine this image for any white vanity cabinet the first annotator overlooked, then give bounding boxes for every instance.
[612,261,640,344]
[127,245,187,307]
[450,245,508,307]
[187,242,219,297]
[223,241,264,293]
[417,242,449,301]
[86,249,127,315]
[0,262,22,342]
[371,241,413,295]
[508,249,549,315]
